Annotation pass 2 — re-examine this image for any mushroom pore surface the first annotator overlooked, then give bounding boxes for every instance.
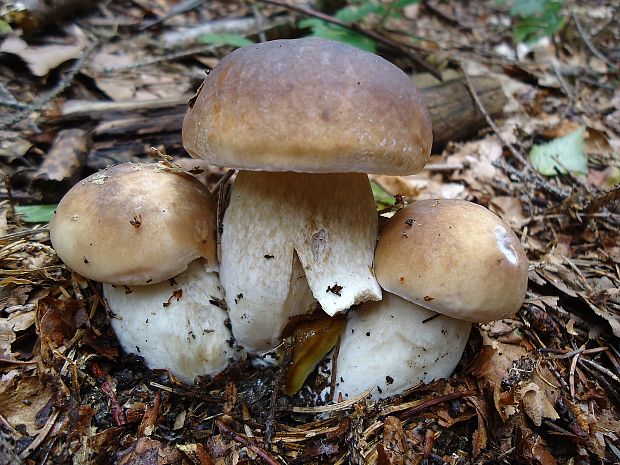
[50,163,218,285]
[375,199,528,322]
[182,38,432,175]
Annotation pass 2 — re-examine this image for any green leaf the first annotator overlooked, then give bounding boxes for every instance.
[510,0,546,16]
[299,18,378,52]
[200,33,255,48]
[15,204,57,223]
[371,181,396,209]
[335,3,385,23]
[529,126,588,176]
[0,19,12,34]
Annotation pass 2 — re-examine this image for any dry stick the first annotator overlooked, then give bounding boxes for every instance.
[256,0,442,80]
[572,12,615,68]
[216,420,282,465]
[586,185,620,214]
[0,169,21,227]
[579,357,620,385]
[0,41,99,131]
[264,338,294,447]
[396,389,477,420]
[328,335,342,402]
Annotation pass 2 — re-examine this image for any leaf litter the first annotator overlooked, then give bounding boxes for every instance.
[0,0,619,464]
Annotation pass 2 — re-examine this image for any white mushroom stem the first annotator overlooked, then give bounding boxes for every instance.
[221,171,381,353]
[104,259,238,384]
[334,292,471,400]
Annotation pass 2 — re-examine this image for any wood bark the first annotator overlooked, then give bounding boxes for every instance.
[420,76,507,150]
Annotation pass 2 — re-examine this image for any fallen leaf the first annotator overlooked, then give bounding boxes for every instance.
[0,27,87,77]
[530,126,588,176]
[518,382,560,426]
[0,372,55,435]
[116,437,185,465]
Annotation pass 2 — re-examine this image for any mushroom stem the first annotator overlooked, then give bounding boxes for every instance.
[104,259,238,383]
[334,292,471,400]
[220,171,381,353]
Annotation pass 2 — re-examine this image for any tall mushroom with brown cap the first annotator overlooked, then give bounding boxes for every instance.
[50,162,238,382]
[182,38,432,353]
[334,199,528,399]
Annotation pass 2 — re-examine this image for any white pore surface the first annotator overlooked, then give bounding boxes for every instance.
[334,292,471,400]
[220,171,381,353]
[104,260,238,383]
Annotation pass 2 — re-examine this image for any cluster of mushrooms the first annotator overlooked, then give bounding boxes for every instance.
[50,38,528,400]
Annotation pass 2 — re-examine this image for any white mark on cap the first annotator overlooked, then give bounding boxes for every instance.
[494,225,517,265]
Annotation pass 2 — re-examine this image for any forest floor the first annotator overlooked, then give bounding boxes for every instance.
[0,0,619,464]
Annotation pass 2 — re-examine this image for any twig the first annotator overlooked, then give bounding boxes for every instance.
[328,336,342,402]
[396,390,478,420]
[18,411,59,459]
[422,1,472,30]
[459,63,527,166]
[569,352,579,398]
[571,12,615,68]
[216,420,282,465]
[257,0,442,80]
[492,158,570,200]
[139,0,205,31]
[0,40,99,130]
[264,337,294,447]
[0,169,21,227]
[578,358,620,385]
[586,185,620,214]
[211,169,235,198]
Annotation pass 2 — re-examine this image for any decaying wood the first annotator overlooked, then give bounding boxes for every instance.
[420,76,507,150]
[30,129,91,202]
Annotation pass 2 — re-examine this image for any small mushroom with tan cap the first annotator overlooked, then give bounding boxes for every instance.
[182,38,432,353]
[50,162,238,382]
[334,199,528,399]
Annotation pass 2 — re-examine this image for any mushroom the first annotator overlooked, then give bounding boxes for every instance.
[50,162,238,382]
[103,260,236,383]
[334,199,528,399]
[182,38,432,353]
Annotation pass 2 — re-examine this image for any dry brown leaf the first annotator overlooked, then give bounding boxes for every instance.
[377,416,423,465]
[0,372,55,435]
[471,330,528,420]
[516,416,558,465]
[517,382,560,426]
[0,27,87,77]
[177,443,215,465]
[116,437,186,465]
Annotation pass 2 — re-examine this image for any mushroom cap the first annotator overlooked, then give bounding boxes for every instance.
[375,199,528,322]
[335,292,471,400]
[182,38,432,175]
[50,163,218,285]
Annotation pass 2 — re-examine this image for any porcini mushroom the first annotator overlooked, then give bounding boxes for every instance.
[50,162,238,382]
[182,38,432,353]
[335,199,528,399]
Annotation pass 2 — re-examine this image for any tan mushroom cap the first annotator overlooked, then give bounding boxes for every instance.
[375,200,528,322]
[50,163,218,285]
[182,38,432,175]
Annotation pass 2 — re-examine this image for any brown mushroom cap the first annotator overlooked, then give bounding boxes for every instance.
[50,163,218,285]
[182,38,432,175]
[375,199,528,322]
